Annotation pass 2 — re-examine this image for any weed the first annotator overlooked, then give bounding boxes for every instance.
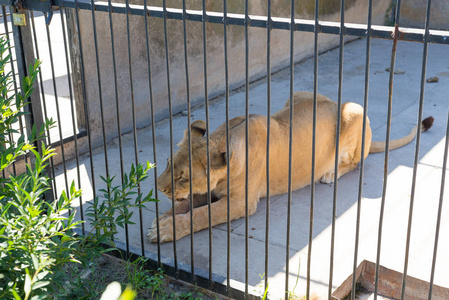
[124,257,157,293]
[385,0,397,26]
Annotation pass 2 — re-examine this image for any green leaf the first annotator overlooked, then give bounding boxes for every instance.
[22,143,33,151]
[99,175,107,183]
[31,280,50,290]
[10,289,22,300]
[24,270,32,296]
[31,253,39,271]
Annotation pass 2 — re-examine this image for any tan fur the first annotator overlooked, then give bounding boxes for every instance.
[148,91,428,243]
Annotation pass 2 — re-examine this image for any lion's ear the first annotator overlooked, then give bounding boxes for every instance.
[191,120,206,137]
[178,120,207,146]
[211,151,233,169]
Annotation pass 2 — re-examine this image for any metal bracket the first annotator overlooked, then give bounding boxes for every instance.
[10,0,58,25]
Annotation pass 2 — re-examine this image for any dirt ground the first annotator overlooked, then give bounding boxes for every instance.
[61,254,229,300]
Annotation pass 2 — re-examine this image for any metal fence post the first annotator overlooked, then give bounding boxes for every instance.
[11,9,44,144]
[10,8,53,201]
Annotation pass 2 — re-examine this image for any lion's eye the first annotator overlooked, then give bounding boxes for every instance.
[177,174,188,182]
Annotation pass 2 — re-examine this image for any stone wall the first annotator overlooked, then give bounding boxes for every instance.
[400,0,449,30]
[68,0,391,148]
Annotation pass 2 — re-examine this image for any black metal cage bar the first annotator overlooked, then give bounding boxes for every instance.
[284,0,294,294]
[161,0,178,271]
[223,0,232,292]
[43,12,70,194]
[58,6,84,232]
[264,0,272,295]
[181,0,195,282]
[400,0,432,298]
[328,0,348,298]
[143,0,161,264]
[244,0,250,295]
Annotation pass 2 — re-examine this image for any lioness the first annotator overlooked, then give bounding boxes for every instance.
[148,91,433,243]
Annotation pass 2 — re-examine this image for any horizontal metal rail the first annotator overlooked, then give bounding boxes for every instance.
[28,0,447,44]
[3,0,447,43]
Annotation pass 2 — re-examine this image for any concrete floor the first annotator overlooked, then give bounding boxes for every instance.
[48,31,449,299]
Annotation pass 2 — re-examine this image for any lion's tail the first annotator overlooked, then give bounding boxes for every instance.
[369,116,434,153]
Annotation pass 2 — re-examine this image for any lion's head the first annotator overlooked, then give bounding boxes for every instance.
[157,120,231,202]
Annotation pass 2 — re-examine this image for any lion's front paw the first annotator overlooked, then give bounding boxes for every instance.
[147,216,174,243]
[320,171,335,184]
[150,212,171,229]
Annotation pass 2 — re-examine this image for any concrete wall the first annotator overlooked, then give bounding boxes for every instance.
[400,0,449,30]
[68,0,391,149]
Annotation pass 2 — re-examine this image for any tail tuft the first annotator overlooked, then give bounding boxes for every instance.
[422,116,434,132]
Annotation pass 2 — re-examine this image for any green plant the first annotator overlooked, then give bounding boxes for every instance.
[385,0,397,26]
[0,148,83,299]
[148,268,164,299]
[0,51,51,175]
[124,256,155,292]
[81,162,156,254]
[68,273,99,299]
[0,35,158,299]
[48,161,157,298]
[175,291,206,300]
[255,273,269,300]
[0,37,83,299]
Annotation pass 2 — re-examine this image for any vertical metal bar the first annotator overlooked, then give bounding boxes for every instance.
[285,0,294,298]
[107,0,125,230]
[89,0,112,233]
[90,0,110,185]
[427,110,449,300]
[359,1,373,299]
[108,0,130,256]
[1,9,19,98]
[363,1,401,300]
[108,0,124,183]
[59,7,84,231]
[44,14,70,194]
[1,8,17,176]
[328,0,347,297]
[400,0,431,298]
[143,0,161,264]
[1,6,9,180]
[7,17,25,157]
[307,0,319,298]
[125,0,144,257]
[223,0,231,291]
[28,10,58,202]
[244,0,249,297]
[0,6,6,180]
[11,10,44,169]
[201,0,213,285]
[162,0,177,272]
[182,0,195,281]
[74,0,96,201]
[264,0,272,293]
[2,7,25,174]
